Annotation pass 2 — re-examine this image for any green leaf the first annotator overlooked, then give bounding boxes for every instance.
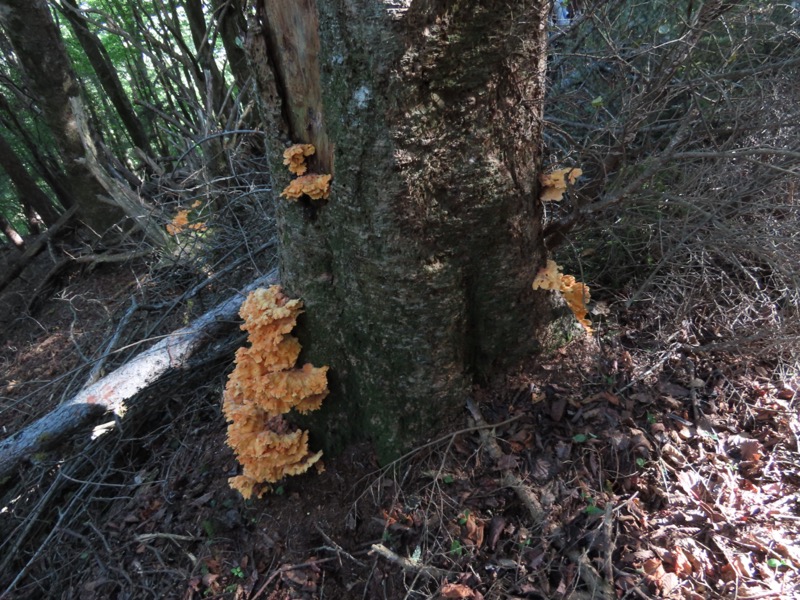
[443,474,454,484]
[573,433,588,443]
[584,504,605,516]
[636,457,646,468]
[450,539,463,556]
[591,96,604,108]
[767,558,788,569]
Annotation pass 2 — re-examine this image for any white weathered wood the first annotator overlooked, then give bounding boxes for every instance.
[0,269,277,481]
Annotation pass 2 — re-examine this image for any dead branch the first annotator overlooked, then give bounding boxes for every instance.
[0,269,277,482]
[0,206,77,294]
[369,543,450,581]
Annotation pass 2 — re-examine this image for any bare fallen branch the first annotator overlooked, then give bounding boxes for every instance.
[0,269,277,481]
[369,543,450,581]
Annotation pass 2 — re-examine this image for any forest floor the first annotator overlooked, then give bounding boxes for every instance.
[1,235,799,600]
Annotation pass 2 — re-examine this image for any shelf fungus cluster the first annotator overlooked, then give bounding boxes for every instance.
[223,285,329,499]
[280,143,331,200]
[533,260,593,333]
[539,167,582,202]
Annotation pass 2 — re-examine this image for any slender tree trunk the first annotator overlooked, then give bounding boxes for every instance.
[185,0,227,115]
[212,0,251,91]
[0,213,25,248]
[0,130,61,226]
[59,0,154,156]
[0,95,76,210]
[248,1,560,461]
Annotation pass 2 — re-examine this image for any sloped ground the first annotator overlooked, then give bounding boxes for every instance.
[1,248,798,599]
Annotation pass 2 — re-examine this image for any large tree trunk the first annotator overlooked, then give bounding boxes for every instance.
[248,1,558,461]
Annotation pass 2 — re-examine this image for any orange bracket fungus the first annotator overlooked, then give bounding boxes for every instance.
[280,143,331,201]
[223,285,329,499]
[532,260,592,332]
[283,143,315,175]
[540,167,582,202]
[166,200,207,235]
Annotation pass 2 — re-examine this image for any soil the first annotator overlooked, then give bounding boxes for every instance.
[1,240,799,600]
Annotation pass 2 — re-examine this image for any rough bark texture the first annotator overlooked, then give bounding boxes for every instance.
[249,0,557,461]
[0,0,125,234]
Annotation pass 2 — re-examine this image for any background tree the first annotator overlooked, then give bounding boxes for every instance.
[0,0,162,240]
[0,130,61,229]
[57,0,154,157]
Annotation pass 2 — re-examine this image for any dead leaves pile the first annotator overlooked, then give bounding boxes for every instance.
[364,348,799,600]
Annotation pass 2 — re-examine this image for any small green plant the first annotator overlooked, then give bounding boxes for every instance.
[450,539,464,557]
[646,412,657,424]
[636,457,646,468]
[457,510,470,525]
[442,474,454,484]
[231,566,245,579]
[767,558,790,569]
[202,520,215,538]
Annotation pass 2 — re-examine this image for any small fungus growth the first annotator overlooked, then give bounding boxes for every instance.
[223,285,329,499]
[279,143,331,201]
[540,167,582,202]
[532,260,592,332]
[283,143,316,175]
[166,200,206,235]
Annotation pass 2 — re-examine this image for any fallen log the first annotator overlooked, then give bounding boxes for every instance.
[0,269,278,481]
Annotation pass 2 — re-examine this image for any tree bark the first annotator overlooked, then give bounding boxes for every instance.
[0,270,278,482]
[0,129,61,226]
[248,1,559,461]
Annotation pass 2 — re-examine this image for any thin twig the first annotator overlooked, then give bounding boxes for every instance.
[369,543,450,581]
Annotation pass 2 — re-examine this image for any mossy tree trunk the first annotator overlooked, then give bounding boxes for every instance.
[247,0,556,461]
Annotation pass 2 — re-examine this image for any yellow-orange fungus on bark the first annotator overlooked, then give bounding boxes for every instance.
[533,260,593,332]
[280,173,332,201]
[539,167,582,202]
[222,285,329,499]
[283,143,316,175]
